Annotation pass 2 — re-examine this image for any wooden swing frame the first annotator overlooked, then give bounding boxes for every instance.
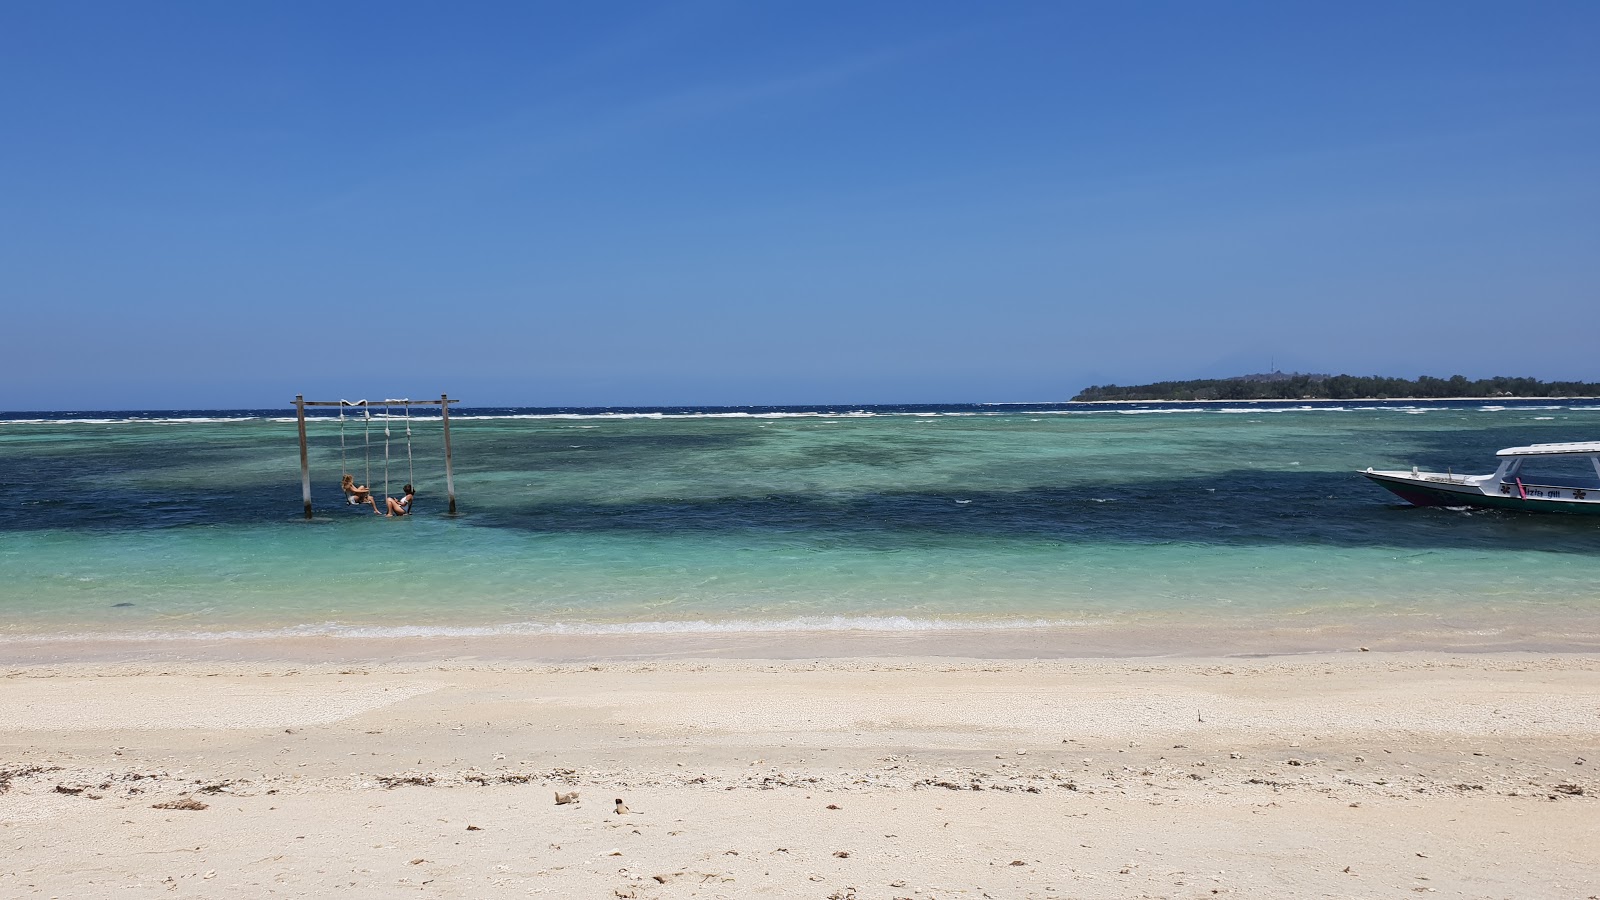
[293,393,459,519]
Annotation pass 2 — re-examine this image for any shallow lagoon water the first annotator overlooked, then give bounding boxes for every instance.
[2,401,1597,647]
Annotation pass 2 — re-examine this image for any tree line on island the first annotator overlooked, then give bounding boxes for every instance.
[1072,373,1600,402]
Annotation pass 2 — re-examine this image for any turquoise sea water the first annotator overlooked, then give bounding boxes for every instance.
[2,402,1597,647]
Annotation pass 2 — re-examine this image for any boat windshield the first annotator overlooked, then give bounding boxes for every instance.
[1508,455,1600,489]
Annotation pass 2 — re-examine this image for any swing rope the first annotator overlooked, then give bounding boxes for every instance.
[382,402,391,500]
[404,401,414,490]
[363,402,372,489]
[338,401,348,476]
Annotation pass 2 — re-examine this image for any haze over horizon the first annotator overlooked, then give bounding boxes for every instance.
[3,2,1597,410]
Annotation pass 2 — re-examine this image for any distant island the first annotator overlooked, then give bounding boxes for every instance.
[1072,372,1600,402]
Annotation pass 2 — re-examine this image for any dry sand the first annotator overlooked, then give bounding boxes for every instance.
[2,652,1597,898]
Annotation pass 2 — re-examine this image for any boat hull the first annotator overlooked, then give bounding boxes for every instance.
[1362,472,1600,515]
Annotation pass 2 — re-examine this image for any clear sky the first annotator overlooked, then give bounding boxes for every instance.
[3,2,1597,409]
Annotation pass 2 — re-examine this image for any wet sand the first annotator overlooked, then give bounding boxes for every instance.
[2,652,1597,898]
[6,607,1600,667]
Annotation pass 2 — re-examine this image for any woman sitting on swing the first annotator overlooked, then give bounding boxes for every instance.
[340,473,378,511]
[382,484,415,518]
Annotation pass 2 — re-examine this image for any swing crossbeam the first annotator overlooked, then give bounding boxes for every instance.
[293,395,459,519]
[297,399,459,408]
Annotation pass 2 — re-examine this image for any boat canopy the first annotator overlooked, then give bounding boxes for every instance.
[1496,441,1600,458]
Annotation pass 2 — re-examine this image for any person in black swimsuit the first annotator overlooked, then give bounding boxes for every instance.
[383,484,415,517]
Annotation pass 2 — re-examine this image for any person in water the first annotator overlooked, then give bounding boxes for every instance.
[340,473,377,510]
[382,484,415,517]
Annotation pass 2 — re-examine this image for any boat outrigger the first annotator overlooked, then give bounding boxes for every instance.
[1362,441,1600,514]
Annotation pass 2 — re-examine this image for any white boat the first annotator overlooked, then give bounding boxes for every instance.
[1362,441,1600,514]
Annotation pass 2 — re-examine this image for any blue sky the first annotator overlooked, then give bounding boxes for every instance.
[2,2,1596,409]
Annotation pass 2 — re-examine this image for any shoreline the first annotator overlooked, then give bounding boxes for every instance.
[3,651,1595,898]
[5,646,1599,678]
[7,612,1600,666]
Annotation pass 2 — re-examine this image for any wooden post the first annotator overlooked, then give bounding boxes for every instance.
[441,393,457,514]
[296,394,312,520]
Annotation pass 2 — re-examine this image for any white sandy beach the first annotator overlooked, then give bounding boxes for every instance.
[2,651,1596,899]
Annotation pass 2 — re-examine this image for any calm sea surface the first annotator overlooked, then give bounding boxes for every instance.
[2,401,1597,647]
